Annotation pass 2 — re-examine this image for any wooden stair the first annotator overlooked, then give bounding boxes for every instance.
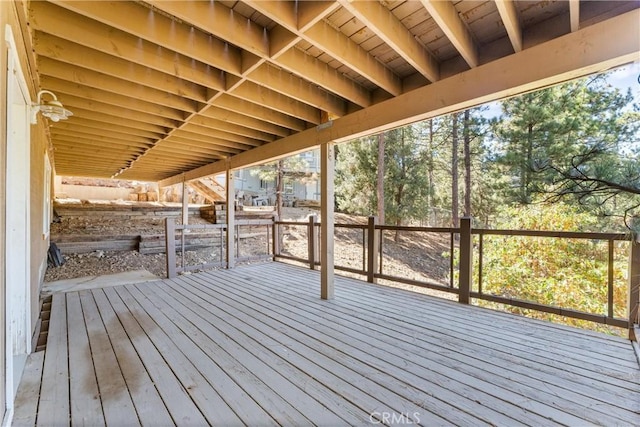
[189,178,225,203]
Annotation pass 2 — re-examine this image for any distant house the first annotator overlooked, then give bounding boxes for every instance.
[234,151,320,206]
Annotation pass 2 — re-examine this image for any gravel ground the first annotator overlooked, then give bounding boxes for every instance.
[45,205,453,299]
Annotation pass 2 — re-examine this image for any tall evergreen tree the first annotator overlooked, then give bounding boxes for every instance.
[492,74,639,228]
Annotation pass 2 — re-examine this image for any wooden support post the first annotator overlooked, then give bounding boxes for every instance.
[226,165,235,269]
[272,214,280,260]
[165,218,176,279]
[367,216,379,283]
[181,178,189,226]
[458,217,473,304]
[628,235,640,341]
[308,215,318,270]
[320,142,335,300]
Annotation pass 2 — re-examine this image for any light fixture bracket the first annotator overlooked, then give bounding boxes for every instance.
[31,89,73,124]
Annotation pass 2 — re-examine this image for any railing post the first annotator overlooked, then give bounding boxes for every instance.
[367,216,379,283]
[458,217,473,304]
[165,217,177,279]
[272,214,280,260]
[628,234,640,341]
[308,215,318,270]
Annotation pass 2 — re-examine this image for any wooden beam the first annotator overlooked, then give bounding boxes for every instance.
[40,76,187,120]
[169,131,252,151]
[247,63,347,117]
[162,137,240,156]
[57,95,179,128]
[186,115,276,142]
[148,1,268,58]
[29,3,223,89]
[51,118,163,140]
[570,0,580,32]
[226,164,235,269]
[216,95,307,131]
[495,0,523,53]
[54,0,242,75]
[37,58,198,112]
[33,46,206,102]
[339,0,440,82]
[51,132,153,149]
[275,48,372,108]
[62,107,168,134]
[200,106,291,138]
[421,0,479,68]
[320,141,335,300]
[246,0,401,96]
[158,9,639,187]
[177,125,264,147]
[230,81,320,125]
[182,179,189,226]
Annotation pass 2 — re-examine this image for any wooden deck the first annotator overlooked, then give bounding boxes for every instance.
[13,262,640,426]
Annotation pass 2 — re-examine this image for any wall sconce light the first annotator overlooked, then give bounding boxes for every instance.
[31,90,73,124]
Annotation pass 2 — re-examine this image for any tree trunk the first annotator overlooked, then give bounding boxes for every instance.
[463,110,471,217]
[276,159,284,218]
[377,132,385,224]
[427,119,435,225]
[524,123,533,203]
[451,113,460,228]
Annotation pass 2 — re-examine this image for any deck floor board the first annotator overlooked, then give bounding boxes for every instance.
[14,262,640,426]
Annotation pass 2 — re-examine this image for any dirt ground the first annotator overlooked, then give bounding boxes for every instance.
[45,205,453,298]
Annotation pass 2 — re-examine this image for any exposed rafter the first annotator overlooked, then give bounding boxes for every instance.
[495,0,523,53]
[421,0,479,68]
[570,0,580,32]
[159,9,640,186]
[338,0,440,82]
[23,1,637,181]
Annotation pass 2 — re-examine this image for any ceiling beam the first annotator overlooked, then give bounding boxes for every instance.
[64,107,168,134]
[159,9,640,186]
[30,2,224,90]
[59,95,178,128]
[178,124,264,147]
[52,117,163,140]
[421,0,479,68]
[187,115,275,143]
[33,43,206,102]
[231,81,319,124]
[275,47,371,108]
[172,128,261,149]
[215,95,307,131]
[40,76,187,121]
[37,57,198,112]
[338,0,440,82]
[570,0,580,32]
[199,107,291,138]
[247,63,347,117]
[53,0,242,76]
[495,0,522,53]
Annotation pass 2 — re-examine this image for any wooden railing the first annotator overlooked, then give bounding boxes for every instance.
[164,217,275,278]
[273,216,640,339]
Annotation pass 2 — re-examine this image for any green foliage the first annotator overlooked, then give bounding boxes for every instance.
[490,74,640,228]
[477,202,629,334]
[336,127,430,225]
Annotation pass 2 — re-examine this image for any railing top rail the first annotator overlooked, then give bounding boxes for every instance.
[375,224,458,233]
[474,228,631,241]
[276,220,308,226]
[335,223,367,230]
[175,218,273,231]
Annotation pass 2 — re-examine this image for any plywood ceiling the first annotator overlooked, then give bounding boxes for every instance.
[27,0,639,182]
